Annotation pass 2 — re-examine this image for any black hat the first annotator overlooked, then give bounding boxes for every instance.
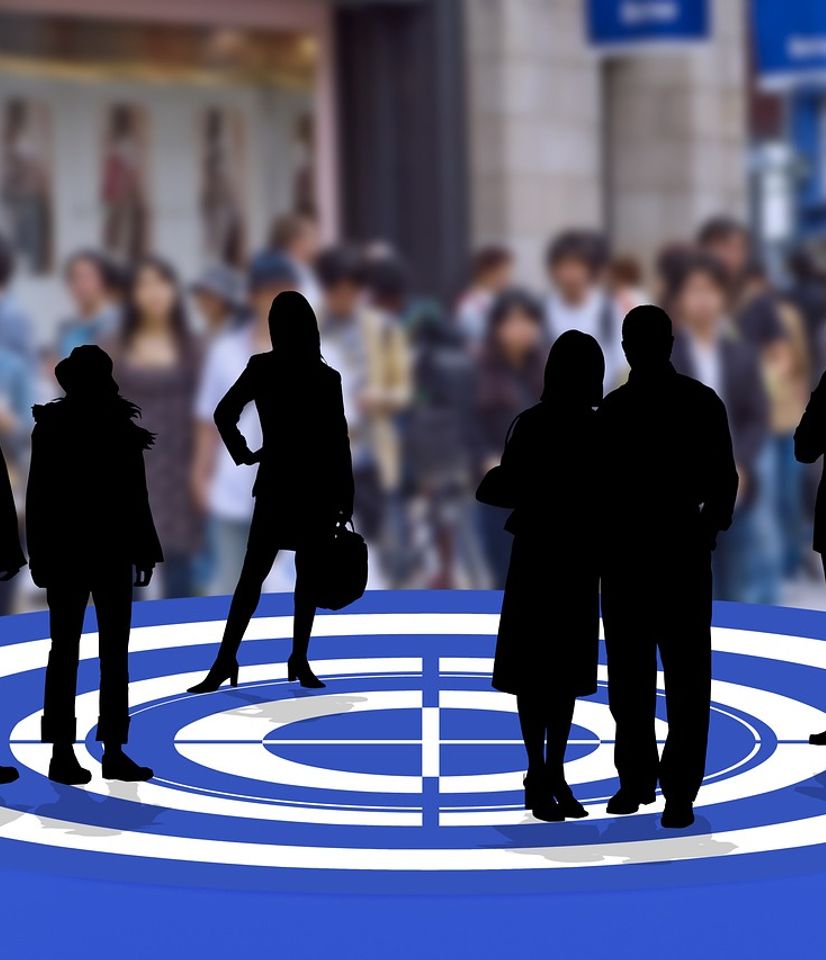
[55,345,119,397]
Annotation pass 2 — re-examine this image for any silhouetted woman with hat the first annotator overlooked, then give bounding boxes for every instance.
[27,344,163,784]
[483,331,603,821]
[188,291,354,693]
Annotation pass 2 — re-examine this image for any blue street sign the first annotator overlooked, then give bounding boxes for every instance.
[586,0,709,48]
[754,1,826,88]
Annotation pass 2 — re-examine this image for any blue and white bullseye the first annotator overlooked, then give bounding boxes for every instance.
[2,601,826,874]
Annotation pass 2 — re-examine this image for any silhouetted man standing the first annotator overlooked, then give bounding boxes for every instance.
[598,305,738,828]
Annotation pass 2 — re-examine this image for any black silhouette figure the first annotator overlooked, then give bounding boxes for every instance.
[597,305,738,829]
[0,438,25,784]
[27,346,163,785]
[188,291,354,693]
[482,331,603,822]
[794,369,826,744]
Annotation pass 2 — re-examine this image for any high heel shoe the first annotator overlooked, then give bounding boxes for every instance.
[287,656,325,689]
[552,780,589,819]
[187,658,239,693]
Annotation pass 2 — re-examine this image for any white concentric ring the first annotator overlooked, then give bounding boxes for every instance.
[2,613,826,870]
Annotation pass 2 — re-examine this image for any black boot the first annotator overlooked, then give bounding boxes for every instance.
[0,765,19,785]
[102,747,153,782]
[48,745,91,785]
[661,800,694,829]
[552,779,589,819]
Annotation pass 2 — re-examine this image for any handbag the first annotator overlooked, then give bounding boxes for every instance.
[307,521,368,610]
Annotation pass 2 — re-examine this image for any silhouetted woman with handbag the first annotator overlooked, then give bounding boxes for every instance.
[188,291,354,693]
[478,331,603,821]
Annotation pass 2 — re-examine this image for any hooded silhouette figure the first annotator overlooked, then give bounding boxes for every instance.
[597,305,738,828]
[482,330,603,821]
[26,345,162,785]
[188,291,354,693]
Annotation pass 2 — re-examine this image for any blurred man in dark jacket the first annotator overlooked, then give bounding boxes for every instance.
[668,253,772,602]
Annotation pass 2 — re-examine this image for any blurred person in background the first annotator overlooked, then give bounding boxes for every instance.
[190,263,248,339]
[405,304,484,588]
[668,252,773,602]
[269,212,321,310]
[698,218,788,602]
[106,256,202,599]
[609,254,648,317]
[544,230,624,390]
[476,289,547,587]
[744,261,810,580]
[653,242,694,305]
[316,245,411,586]
[455,244,513,349]
[786,246,826,378]
[192,250,297,595]
[0,233,35,370]
[361,251,416,585]
[56,249,121,359]
[697,216,787,356]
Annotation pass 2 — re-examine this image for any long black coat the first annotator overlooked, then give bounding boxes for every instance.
[214,354,354,548]
[492,402,600,697]
[26,399,163,583]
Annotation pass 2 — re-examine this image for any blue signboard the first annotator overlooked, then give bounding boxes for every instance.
[586,0,709,47]
[754,1,826,88]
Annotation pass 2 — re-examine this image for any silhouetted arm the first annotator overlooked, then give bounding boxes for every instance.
[795,371,826,464]
[25,420,54,586]
[130,445,163,587]
[213,361,259,466]
[701,395,739,540]
[331,372,355,520]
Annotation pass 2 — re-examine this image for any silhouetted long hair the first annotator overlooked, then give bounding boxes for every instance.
[268,290,323,365]
[540,330,604,408]
[121,255,191,347]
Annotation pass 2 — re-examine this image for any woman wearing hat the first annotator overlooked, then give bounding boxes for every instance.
[27,344,163,784]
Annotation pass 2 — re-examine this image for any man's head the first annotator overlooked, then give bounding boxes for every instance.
[64,250,112,315]
[190,263,246,332]
[269,212,320,266]
[697,216,750,281]
[621,304,674,372]
[666,252,729,339]
[316,245,364,318]
[545,230,606,305]
[470,244,513,293]
[247,250,298,322]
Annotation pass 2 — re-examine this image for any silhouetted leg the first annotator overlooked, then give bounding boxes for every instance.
[658,636,711,803]
[516,694,546,777]
[292,548,317,661]
[545,693,577,785]
[42,581,89,744]
[217,505,279,662]
[92,566,133,745]
[603,614,659,798]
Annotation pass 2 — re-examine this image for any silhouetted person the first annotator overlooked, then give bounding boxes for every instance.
[597,306,738,829]
[27,345,162,785]
[188,291,354,693]
[794,370,826,744]
[0,436,24,784]
[486,331,603,821]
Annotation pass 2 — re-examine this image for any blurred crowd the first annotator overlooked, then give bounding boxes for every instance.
[0,209,824,609]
